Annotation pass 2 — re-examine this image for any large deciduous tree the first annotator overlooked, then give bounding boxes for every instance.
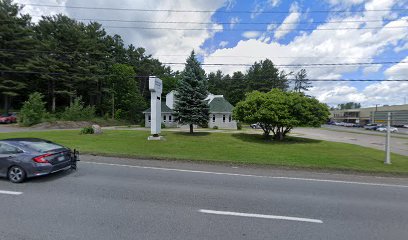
[233,89,329,140]
[107,64,146,122]
[174,51,209,134]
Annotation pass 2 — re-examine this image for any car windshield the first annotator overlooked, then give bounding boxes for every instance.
[1,113,10,117]
[20,141,65,153]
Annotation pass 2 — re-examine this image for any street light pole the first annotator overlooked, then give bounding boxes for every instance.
[384,112,391,165]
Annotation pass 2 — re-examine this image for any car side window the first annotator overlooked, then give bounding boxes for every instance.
[0,143,22,154]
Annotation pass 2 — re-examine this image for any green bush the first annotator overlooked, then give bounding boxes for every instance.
[19,92,46,126]
[212,126,218,130]
[42,112,58,122]
[80,126,94,134]
[60,98,95,121]
[161,123,166,129]
[140,118,145,127]
[237,122,242,130]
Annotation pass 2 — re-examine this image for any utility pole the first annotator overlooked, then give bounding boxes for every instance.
[384,112,391,165]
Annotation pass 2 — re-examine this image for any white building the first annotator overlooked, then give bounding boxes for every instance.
[143,91,238,129]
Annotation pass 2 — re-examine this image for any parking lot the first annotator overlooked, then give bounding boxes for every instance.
[325,124,408,135]
[293,126,408,156]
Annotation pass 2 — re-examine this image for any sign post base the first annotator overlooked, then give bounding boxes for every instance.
[148,136,165,141]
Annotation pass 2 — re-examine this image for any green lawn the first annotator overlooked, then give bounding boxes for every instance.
[1,130,408,175]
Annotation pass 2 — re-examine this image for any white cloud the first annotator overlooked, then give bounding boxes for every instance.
[204,0,408,106]
[219,41,229,48]
[267,23,277,31]
[362,80,408,106]
[363,65,382,75]
[394,42,408,52]
[384,56,408,79]
[310,84,367,105]
[251,0,281,19]
[269,0,281,7]
[274,2,301,40]
[229,17,240,29]
[225,0,236,10]
[242,31,262,39]
[326,0,366,7]
[16,0,68,22]
[19,0,227,71]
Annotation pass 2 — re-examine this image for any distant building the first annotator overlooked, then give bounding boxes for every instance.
[330,104,408,125]
[143,91,238,129]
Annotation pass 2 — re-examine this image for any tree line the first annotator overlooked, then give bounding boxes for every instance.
[1,0,311,123]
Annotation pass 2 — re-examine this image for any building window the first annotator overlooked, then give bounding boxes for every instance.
[223,115,226,123]
[163,115,166,122]
[212,115,215,123]
[148,115,151,122]
[229,115,232,122]
[169,115,172,122]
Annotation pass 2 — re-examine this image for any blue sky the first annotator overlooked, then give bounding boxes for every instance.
[16,0,408,106]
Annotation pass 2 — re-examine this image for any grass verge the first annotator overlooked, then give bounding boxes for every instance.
[1,130,408,175]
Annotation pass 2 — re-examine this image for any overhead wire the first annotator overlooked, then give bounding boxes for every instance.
[19,3,408,14]
[0,49,406,67]
[1,70,407,82]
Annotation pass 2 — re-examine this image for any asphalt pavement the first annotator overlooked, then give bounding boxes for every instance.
[1,156,408,240]
[293,127,408,156]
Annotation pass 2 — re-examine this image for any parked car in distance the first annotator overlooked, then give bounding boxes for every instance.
[0,138,79,183]
[0,113,17,124]
[344,123,356,127]
[376,127,398,133]
[250,123,261,129]
[364,123,383,130]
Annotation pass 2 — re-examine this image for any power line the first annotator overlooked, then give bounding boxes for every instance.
[163,61,408,67]
[3,21,407,31]
[19,3,408,14]
[0,48,404,60]
[4,19,406,31]
[0,49,405,67]
[100,25,408,31]
[1,70,408,82]
[25,16,407,26]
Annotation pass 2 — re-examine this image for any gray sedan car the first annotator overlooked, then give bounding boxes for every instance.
[0,138,79,183]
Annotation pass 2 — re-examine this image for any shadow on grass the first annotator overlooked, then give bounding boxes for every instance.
[231,133,322,144]
[172,131,212,137]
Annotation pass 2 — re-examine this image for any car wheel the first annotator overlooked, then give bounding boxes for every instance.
[8,166,26,183]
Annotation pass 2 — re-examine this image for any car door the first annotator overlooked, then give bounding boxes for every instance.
[0,143,22,177]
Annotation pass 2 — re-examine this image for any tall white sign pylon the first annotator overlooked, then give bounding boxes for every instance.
[148,76,164,140]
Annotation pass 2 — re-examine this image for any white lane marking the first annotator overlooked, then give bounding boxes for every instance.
[199,209,323,224]
[0,190,23,195]
[82,161,408,189]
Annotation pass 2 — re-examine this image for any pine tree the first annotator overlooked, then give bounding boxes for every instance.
[246,59,289,92]
[31,15,82,112]
[174,51,209,134]
[0,0,36,113]
[293,69,312,93]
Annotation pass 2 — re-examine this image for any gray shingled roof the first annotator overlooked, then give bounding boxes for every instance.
[143,97,234,113]
[143,102,174,113]
[209,97,234,113]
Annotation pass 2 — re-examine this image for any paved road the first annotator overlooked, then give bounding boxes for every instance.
[293,127,408,156]
[1,156,408,240]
